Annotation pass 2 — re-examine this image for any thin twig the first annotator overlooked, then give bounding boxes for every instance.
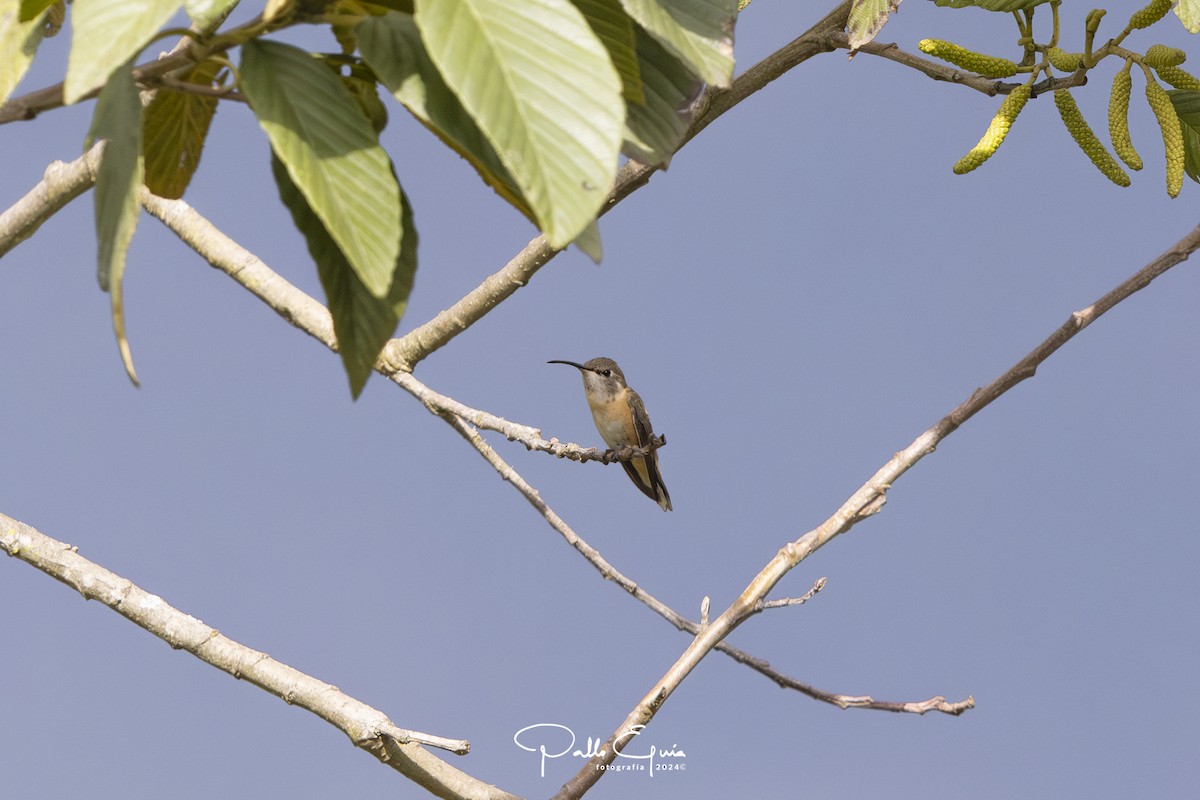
[757,577,827,611]
[0,513,534,800]
[155,74,246,101]
[825,31,1089,96]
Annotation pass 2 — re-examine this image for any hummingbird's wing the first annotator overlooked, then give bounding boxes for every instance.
[624,390,672,512]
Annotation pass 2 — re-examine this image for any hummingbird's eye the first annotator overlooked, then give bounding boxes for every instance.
[600,369,611,376]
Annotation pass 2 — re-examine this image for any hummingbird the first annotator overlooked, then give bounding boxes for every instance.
[548,357,672,511]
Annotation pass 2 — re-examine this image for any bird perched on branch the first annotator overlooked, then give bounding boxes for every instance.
[549,357,672,511]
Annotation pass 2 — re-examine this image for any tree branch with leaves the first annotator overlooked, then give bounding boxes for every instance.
[3,0,1199,797]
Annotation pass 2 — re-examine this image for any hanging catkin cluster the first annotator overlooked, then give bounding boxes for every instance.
[919,0,1195,197]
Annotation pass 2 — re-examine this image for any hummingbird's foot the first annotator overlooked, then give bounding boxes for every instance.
[600,446,635,463]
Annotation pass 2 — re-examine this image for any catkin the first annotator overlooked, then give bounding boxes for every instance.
[1046,47,1084,72]
[1144,44,1187,69]
[919,39,1019,78]
[1154,65,1200,90]
[1054,89,1131,186]
[1129,0,1174,30]
[1144,77,1185,197]
[953,85,1032,174]
[1109,62,1143,170]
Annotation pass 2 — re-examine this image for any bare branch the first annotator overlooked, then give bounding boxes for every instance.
[140,190,339,347]
[714,644,975,715]
[0,513,531,800]
[435,410,684,609]
[0,143,103,258]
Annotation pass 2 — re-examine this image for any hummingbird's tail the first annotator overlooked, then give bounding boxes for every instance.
[621,457,672,512]
[655,483,672,512]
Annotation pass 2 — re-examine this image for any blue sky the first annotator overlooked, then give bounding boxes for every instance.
[2,3,1198,798]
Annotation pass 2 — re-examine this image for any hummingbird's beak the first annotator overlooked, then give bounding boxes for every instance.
[547,359,588,371]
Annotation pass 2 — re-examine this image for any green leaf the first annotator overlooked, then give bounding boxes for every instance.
[240,40,402,298]
[1,0,47,104]
[271,153,416,398]
[358,11,532,219]
[65,0,182,105]
[1168,89,1200,183]
[1167,89,1200,119]
[182,0,238,28]
[932,0,1049,10]
[618,0,736,87]
[338,66,389,134]
[847,0,900,51]
[17,0,54,22]
[84,64,144,385]
[572,0,643,105]
[573,219,603,262]
[415,0,623,248]
[623,25,702,165]
[142,59,221,198]
[1176,0,1200,33]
